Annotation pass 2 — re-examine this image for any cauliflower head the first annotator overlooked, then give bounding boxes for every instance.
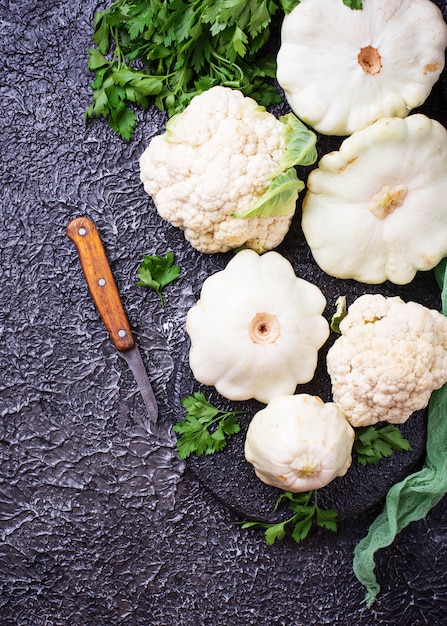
[327,294,447,427]
[139,86,316,253]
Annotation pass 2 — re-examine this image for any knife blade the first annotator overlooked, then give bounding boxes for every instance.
[66,216,158,424]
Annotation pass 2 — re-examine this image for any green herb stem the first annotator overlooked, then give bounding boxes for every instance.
[239,489,338,545]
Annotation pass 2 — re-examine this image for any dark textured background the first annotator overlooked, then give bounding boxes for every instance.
[1,1,447,624]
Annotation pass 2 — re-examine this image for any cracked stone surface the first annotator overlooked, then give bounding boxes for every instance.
[1,1,447,624]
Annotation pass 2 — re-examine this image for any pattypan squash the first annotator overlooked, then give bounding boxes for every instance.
[276,0,447,136]
[302,114,447,285]
[244,394,355,492]
[186,249,329,404]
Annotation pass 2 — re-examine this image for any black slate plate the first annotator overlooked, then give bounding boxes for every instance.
[173,230,441,523]
[171,49,447,525]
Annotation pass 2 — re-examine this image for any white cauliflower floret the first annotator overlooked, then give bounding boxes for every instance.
[139,86,317,253]
[196,215,291,254]
[327,294,447,427]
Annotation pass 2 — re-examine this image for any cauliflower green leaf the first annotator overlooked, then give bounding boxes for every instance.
[233,168,304,219]
[275,113,318,173]
[232,114,317,219]
[330,295,348,333]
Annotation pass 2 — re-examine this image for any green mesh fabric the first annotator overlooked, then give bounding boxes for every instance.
[353,259,447,607]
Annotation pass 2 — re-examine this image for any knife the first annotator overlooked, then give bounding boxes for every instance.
[66,216,158,424]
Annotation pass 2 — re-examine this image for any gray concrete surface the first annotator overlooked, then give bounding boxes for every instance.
[1,1,447,624]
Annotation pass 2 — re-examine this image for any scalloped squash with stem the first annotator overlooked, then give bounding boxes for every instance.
[276,0,447,136]
[186,249,329,404]
[301,114,447,285]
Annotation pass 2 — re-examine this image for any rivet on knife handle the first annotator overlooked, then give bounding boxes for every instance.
[66,216,134,352]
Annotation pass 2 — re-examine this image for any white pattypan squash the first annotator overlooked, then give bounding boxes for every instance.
[276,0,447,136]
[302,114,447,285]
[244,394,354,492]
[186,249,329,404]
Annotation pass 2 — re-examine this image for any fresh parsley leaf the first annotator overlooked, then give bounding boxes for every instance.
[354,424,412,466]
[291,515,313,542]
[239,490,337,544]
[343,0,363,9]
[265,521,289,545]
[240,519,289,545]
[331,295,348,333]
[136,251,180,308]
[279,0,301,13]
[173,392,244,459]
[315,504,338,532]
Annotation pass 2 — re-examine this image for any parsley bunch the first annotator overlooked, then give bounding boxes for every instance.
[173,392,245,459]
[86,0,299,139]
[240,490,338,544]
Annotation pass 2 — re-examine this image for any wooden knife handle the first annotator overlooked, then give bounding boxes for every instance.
[66,216,135,352]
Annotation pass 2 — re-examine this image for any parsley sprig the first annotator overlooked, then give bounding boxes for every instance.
[136,252,180,307]
[354,424,412,466]
[240,490,337,545]
[173,392,245,459]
